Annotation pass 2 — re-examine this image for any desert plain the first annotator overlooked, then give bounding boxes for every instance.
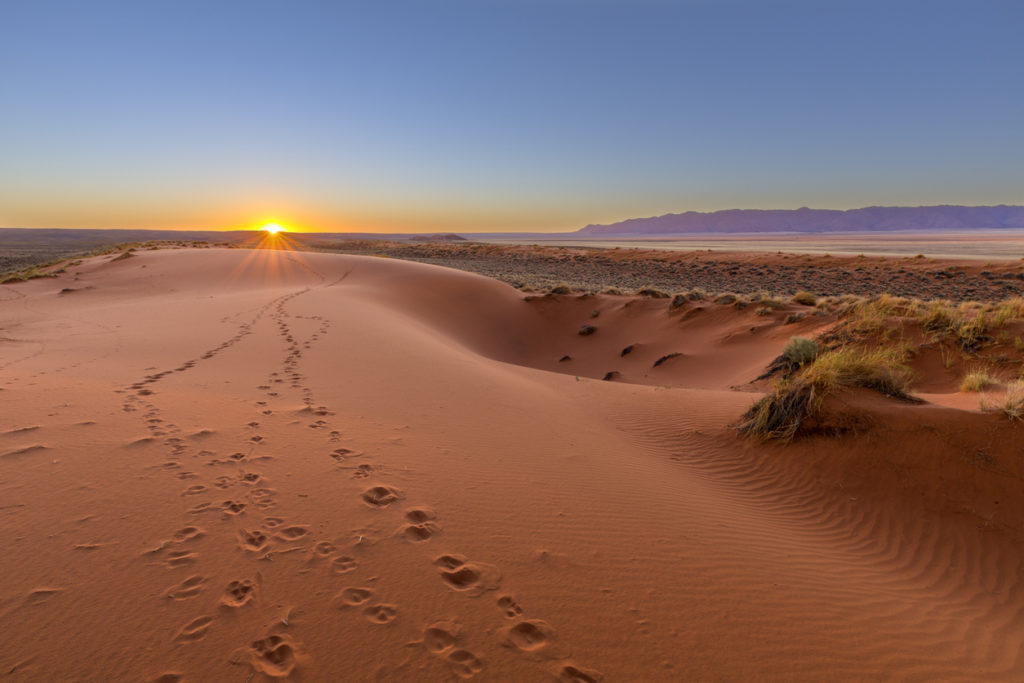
[2,241,1024,681]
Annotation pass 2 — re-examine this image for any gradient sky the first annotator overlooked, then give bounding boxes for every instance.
[3,0,1022,233]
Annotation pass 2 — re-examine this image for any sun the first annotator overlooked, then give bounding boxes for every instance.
[261,222,284,234]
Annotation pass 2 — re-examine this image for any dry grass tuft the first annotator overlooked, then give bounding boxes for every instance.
[738,381,815,441]
[960,370,996,392]
[792,290,817,306]
[981,380,1024,420]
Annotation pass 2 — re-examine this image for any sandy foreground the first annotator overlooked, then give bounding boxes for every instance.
[1,247,1023,681]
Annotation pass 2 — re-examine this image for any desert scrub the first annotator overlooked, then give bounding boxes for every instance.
[738,379,815,441]
[803,346,913,399]
[782,337,819,366]
[685,288,708,301]
[954,311,989,351]
[636,287,669,298]
[920,300,954,332]
[991,297,1024,327]
[960,370,996,392]
[981,381,1024,420]
[548,283,572,295]
[792,290,817,306]
[740,345,917,441]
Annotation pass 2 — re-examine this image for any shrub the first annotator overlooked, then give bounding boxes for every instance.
[981,380,1024,420]
[548,284,572,295]
[955,312,989,351]
[792,290,817,306]
[803,346,913,399]
[685,289,708,301]
[782,337,819,366]
[960,370,996,392]
[738,381,815,441]
[920,301,953,332]
[714,293,737,304]
[637,287,669,298]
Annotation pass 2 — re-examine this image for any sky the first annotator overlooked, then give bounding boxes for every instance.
[2,0,1022,233]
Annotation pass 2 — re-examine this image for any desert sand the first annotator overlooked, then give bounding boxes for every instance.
[2,246,1023,681]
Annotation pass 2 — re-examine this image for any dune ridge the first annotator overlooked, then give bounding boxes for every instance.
[1,247,1022,680]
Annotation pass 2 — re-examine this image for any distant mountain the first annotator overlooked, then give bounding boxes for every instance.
[577,205,1024,236]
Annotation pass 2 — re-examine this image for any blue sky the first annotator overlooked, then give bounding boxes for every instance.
[2,0,1021,232]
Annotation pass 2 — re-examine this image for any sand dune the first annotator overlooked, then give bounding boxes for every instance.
[1,247,1022,681]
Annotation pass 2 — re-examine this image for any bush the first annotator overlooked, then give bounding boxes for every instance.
[803,346,913,399]
[738,381,815,441]
[960,370,996,392]
[782,337,819,366]
[792,290,817,306]
[740,345,918,440]
[981,380,1024,420]
[548,284,572,295]
[637,287,669,298]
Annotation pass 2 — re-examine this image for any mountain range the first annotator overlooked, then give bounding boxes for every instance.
[578,205,1024,236]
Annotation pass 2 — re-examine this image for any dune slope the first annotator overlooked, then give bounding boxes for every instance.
[1,247,1022,681]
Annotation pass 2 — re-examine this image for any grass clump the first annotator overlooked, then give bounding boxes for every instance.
[960,369,996,392]
[792,290,817,306]
[636,287,669,298]
[981,380,1024,420]
[741,345,916,441]
[803,346,913,399]
[782,337,819,366]
[954,311,989,351]
[738,380,814,441]
[548,283,572,295]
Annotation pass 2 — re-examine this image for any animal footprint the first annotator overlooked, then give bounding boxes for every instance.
[332,587,374,608]
[402,508,438,542]
[330,447,360,461]
[220,579,255,607]
[433,554,501,596]
[423,622,458,653]
[234,634,301,678]
[182,485,207,496]
[331,556,358,574]
[362,485,401,507]
[274,525,310,542]
[171,526,204,543]
[222,500,246,515]
[166,550,198,568]
[363,603,398,624]
[558,663,604,682]
[447,650,485,679]
[497,595,523,619]
[312,541,336,558]
[174,615,213,642]
[352,464,373,479]
[505,620,557,654]
[166,575,206,600]
[238,529,269,552]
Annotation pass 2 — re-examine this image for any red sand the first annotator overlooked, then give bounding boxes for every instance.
[1,247,1022,681]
